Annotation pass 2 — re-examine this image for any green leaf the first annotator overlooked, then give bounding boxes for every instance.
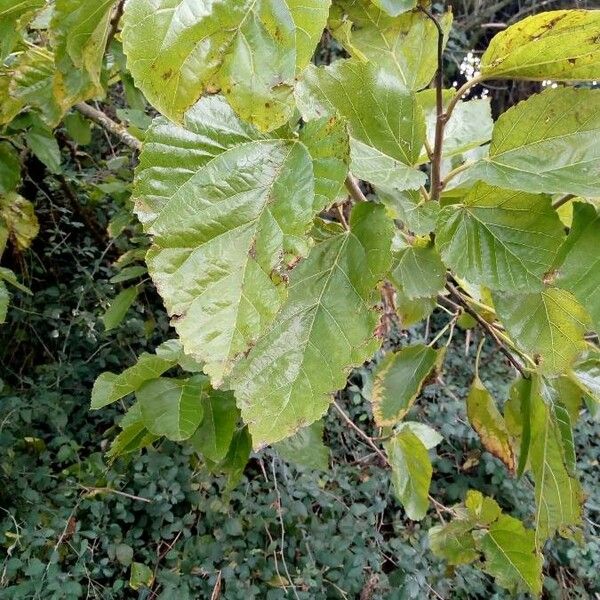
[385,428,432,520]
[481,10,600,81]
[0,192,40,252]
[275,420,329,470]
[571,347,600,404]
[494,287,590,375]
[106,405,159,460]
[0,0,45,61]
[436,183,564,292]
[481,514,543,596]
[465,490,502,526]
[370,0,415,16]
[129,562,154,591]
[135,96,320,384]
[52,0,117,87]
[418,90,493,162]
[137,375,207,441]
[298,116,350,211]
[529,376,583,544]
[0,280,8,324]
[371,344,443,426]
[101,287,139,331]
[189,390,239,463]
[397,421,442,449]
[330,1,452,90]
[466,377,515,473]
[5,46,63,127]
[390,243,446,300]
[504,377,533,477]
[429,520,479,566]
[379,188,439,236]
[554,202,600,333]
[122,0,330,131]
[296,59,426,191]
[25,127,61,174]
[474,88,600,197]
[395,288,436,327]
[230,203,393,448]
[109,266,147,284]
[63,112,92,146]
[91,340,184,409]
[0,267,32,294]
[0,142,21,194]
[218,426,252,491]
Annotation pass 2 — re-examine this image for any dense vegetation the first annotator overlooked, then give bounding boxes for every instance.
[1,0,599,598]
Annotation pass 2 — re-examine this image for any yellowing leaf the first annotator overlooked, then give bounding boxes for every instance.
[429,520,478,565]
[474,88,600,197]
[0,192,39,252]
[122,0,330,131]
[371,344,443,426]
[529,376,584,544]
[436,183,564,292]
[385,428,432,520]
[466,377,515,473]
[481,10,600,81]
[230,203,393,448]
[555,202,600,333]
[135,96,325,384]
[494,287,590,375]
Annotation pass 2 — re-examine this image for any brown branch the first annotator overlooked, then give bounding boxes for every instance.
[419,5,445,202]
[74,102,142,151]
[105,0,125,53]
[444,282,529,378]
[344,174,368,203]
[552,193,575,210]
[332,399,389,466]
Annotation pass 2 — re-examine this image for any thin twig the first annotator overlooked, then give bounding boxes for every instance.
[445,282,529,378]
[79,485,152,503]
[332,400,389,467]
[344,174,368,203]
[552,193,575,210]
[74,103,142,151]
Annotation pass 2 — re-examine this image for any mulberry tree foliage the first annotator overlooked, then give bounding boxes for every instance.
[2,0,600,595]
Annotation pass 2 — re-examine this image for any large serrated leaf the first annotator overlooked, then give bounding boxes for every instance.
[385,428,432,520]
[554,202,600,333]
[122,0,330,131]
[428,520,478,566]
[230,203,393,448]
[137,375,207,441]
[466,377,515,473]
[529,376,583,545]
[0,0,45,61]
[371,343,443,426]
[134,96,323,384]
[275,420,330,470]
[436,183,564,292]
[330,1,451,90]
[474,88,600,197]
[481,10,600,81]
[494,287,590,375]
[481,514,543,596]
[296,59,425,191]
[390,243,446,300]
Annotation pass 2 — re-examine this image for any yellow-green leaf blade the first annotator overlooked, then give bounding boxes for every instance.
[481,10,600,81]
[230,203,393,448]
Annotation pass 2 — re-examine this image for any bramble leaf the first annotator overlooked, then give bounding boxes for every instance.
[230,203,393,448]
